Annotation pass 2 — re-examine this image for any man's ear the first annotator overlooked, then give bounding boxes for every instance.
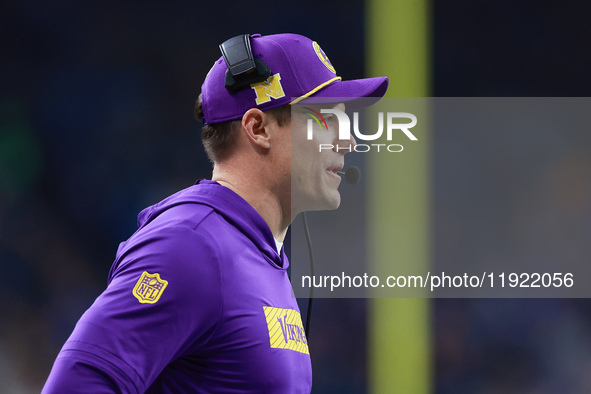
[241,108,271,149]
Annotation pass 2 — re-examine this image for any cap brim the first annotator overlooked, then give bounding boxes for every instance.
[293,76,389,107]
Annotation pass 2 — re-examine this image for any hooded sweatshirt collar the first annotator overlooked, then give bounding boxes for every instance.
[136,179,287,269]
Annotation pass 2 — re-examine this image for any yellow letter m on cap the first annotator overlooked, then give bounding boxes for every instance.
[251,73,286,105]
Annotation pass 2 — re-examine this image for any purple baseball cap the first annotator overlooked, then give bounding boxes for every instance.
[200,33,389,125]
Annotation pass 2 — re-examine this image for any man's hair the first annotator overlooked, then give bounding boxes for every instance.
[194,94,291,163]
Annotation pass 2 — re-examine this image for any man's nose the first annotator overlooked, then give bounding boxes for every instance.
[334,131,357,154]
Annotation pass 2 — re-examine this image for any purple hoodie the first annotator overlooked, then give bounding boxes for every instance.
[42,180,312,393]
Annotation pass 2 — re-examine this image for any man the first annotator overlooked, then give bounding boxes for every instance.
[43,33,388,393]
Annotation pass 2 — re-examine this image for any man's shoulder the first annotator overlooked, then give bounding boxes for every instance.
[110,181,258,280]
[111,202,227,276]
[134,181,246,232]
[146,200,217,231]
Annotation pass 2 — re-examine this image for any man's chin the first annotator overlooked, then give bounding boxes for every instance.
[291,190,341,214]
[327,194,341,210]
[312,193,341,212]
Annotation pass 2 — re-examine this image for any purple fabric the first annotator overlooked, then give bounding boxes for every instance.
[201,33,388,124]
[42,180,312,393]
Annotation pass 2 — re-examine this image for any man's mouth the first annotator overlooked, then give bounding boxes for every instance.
[326,163,344,179]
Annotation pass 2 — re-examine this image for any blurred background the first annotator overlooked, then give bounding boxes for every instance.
[2,0,591,392]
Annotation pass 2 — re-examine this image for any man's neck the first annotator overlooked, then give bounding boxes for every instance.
[212,165,290,242]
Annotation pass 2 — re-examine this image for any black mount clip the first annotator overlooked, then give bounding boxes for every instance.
[219,34,272,92]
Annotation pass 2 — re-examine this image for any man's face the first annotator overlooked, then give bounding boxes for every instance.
[290,102,356,215]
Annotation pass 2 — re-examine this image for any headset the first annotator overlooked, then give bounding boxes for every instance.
[219,34,272,92]
[218,34,360,340]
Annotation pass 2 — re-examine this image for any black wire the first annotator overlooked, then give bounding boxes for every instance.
[301,212,314,340]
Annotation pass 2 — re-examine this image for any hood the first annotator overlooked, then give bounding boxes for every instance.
[136,179,287,269]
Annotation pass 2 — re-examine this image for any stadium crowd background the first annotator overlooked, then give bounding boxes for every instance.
[1,1,591,392]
